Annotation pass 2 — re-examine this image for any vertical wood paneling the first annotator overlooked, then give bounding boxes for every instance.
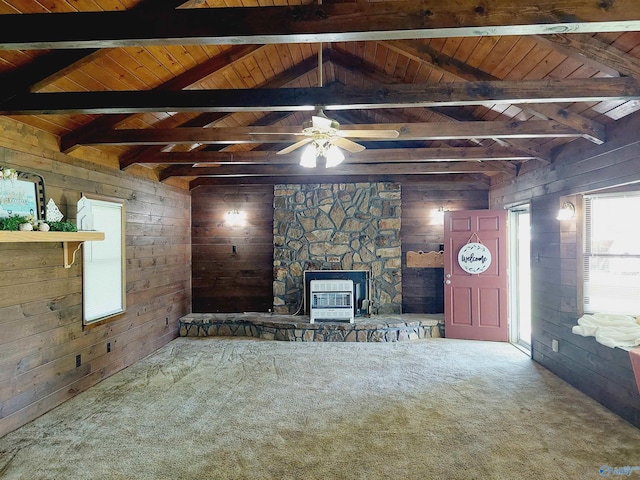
[489,113,640,428]
[0,148,191,438]
[191,185,274,313]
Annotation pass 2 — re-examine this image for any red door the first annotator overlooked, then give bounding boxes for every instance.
[444,209,509,341]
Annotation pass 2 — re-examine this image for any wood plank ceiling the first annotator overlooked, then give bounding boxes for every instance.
[1,0,640,189]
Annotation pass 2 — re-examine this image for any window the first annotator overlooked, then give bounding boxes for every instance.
[583,192,640,315]
[81,195,126,325]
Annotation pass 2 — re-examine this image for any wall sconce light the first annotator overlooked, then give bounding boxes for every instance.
[434,206,447,224]
[225,209,246,227]
[556,202,576,221]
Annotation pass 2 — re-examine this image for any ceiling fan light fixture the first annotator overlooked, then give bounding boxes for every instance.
[324,145,345,168]
[300,144,317,168]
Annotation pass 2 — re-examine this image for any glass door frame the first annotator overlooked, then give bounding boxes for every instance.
[508,204,531,351]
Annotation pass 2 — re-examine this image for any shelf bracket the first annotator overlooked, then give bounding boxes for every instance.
[63,241,84,268]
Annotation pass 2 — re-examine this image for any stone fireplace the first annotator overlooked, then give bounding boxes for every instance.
[273,182,401,315]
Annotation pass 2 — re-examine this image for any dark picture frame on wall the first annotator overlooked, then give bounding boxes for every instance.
[0,170,46,219]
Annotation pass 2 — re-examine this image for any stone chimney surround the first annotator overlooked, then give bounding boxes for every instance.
[273,182,402,315]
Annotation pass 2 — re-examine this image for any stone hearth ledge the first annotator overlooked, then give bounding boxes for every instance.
[178,313,444,342]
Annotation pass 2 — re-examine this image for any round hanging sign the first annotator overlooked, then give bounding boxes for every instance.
[457,242,492,274]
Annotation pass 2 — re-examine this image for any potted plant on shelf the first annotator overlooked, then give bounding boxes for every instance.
[0,214,77,232]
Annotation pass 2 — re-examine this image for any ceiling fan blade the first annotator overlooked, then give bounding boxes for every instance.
[338,129,400,139]
[332,137,365,153]
[253,131,305,135]
[276,138,313,155]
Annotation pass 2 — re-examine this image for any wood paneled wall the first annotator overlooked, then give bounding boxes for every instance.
[401,184,488,313]
[490,111,640,428]
[192,182,489,315]
[191,185,274,313]
[0,147,191,438]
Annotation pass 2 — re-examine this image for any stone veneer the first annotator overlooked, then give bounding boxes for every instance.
[273,183,402,315]
[179,313,444,342]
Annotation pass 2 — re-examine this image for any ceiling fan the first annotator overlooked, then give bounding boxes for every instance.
[273,31,399,167]
[275,110,400,167]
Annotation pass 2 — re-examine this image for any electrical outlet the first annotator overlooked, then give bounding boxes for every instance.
[552,339,559,352]
[107,342,111,353]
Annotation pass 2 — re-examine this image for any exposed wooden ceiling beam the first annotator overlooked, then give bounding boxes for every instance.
[122,111,298,169]
[379,39,607,144]
[3,78,639,115]
[329,49,551,160]
[520,103,606,145]
[380,39,497,83]
[190,173,491,189]
[330,48,554,161]
[60,44,266,153]
[0,0,187,103]
[329,110,544,167]
[534,33,640,79]
[116,53,324,169]
[136,146,538,165]
[159,160,512,180]
[84,121,583,146]
[1,2,639,50]
[329,44,489,135]
[328,47,479,142]
[0,50,103,100]
[77,49,324,159]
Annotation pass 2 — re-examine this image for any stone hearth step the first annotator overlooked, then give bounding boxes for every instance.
[178,313,444,342]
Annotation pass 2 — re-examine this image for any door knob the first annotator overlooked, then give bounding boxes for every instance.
[445,280,451,285]
[445,273,451,278]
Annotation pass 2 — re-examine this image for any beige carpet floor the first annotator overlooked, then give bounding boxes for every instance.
[1,337,640,480]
